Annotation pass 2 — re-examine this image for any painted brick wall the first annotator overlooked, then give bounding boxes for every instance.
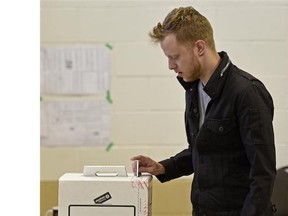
[41,0,288,180]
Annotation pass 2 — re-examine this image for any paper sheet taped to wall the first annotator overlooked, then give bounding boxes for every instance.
[40,45,110,94]
[41,99,110,146]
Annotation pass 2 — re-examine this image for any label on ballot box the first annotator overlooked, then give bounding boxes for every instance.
[58,166,152,216]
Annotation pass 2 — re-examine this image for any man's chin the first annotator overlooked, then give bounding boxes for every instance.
[183,77,194,82]
[177,75,196,82]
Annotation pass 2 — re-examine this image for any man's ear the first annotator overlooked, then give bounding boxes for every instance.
[195,40,205,56]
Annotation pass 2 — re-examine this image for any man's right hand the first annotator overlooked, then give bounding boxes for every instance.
[131,155,165,176]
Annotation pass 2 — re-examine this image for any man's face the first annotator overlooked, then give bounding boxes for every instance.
[160,33,202,82]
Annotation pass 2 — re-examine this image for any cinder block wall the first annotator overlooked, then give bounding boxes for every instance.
[40,1,288,216]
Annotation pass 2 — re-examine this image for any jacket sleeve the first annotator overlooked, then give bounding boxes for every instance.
[156,147,193,182]
[237,82,276,216]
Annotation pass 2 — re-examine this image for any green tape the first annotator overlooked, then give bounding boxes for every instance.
[105,43,113,50]
[106,90,113,104]
[106,142,114,152]
[40,95,43,102]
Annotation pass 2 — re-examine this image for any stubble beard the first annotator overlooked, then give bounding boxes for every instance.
[183,58,202,82]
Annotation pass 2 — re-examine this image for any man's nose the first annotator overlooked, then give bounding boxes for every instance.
[168,59,176,70]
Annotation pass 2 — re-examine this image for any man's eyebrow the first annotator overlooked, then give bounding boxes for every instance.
[167,54,178,58]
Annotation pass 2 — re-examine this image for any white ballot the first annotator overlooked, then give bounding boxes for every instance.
[58,166,152,216]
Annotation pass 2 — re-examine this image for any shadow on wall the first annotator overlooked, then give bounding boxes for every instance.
[272,166,288,216]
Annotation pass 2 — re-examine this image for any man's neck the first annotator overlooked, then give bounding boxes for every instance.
[200,51,221,85]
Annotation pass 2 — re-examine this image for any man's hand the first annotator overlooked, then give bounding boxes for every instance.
[131,155,165,176]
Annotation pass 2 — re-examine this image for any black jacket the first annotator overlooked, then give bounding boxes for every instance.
[157,52,276,215]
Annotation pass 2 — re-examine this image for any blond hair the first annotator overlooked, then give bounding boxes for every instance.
[149,6,215,50]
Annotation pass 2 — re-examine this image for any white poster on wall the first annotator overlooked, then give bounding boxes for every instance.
[40,45,110,94]
[41,99,110,146]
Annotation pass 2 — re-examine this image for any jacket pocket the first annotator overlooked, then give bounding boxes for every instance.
[206,118,237,135]
[203,118,242,152]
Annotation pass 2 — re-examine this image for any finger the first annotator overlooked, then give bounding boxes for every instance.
[130,155,144,161]
[131,155,150,166]
[139,166,155,175]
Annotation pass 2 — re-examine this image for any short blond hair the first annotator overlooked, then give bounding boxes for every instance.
[149,6,215,50]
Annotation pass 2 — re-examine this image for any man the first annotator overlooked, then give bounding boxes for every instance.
[131,6,276,216]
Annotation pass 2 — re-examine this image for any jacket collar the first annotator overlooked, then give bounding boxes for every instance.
[177,51,231,100]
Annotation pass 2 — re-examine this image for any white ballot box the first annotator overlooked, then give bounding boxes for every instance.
[58,166,153,216]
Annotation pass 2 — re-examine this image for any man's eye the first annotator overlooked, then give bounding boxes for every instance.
[168,55,178,61]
